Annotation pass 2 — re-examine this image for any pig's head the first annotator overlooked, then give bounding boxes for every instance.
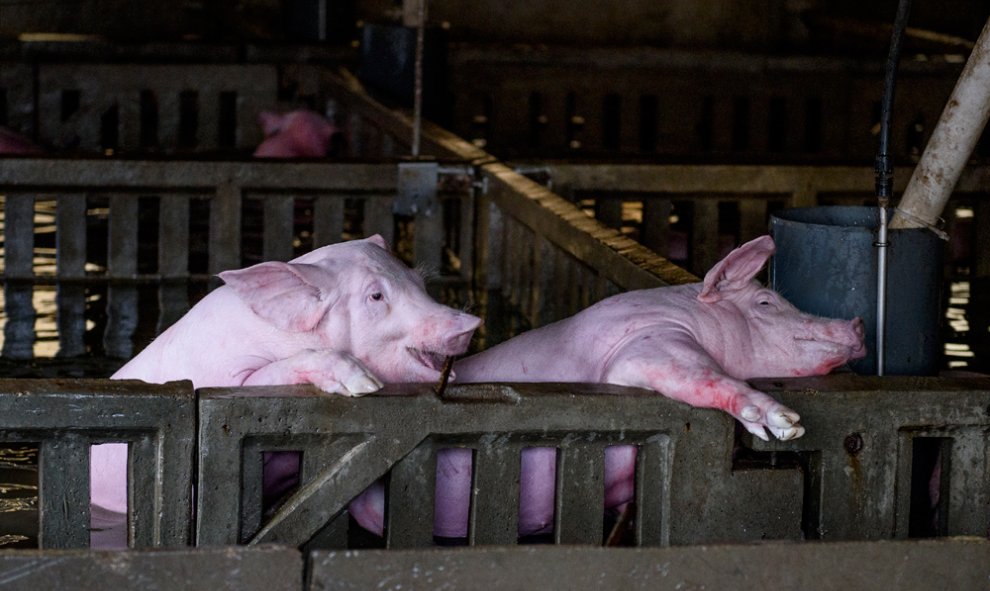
[218,235,480,383]
[253,110,339,158]
[697,235,866,378]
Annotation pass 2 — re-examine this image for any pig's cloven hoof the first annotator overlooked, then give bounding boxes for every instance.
[340,373,383,396]
[740,406,805,442]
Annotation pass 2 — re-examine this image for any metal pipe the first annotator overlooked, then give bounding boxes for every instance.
[875,0,912,376]
[411,0,426,157]
[891,15,990,230]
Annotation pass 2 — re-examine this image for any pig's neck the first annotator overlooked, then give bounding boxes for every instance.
[686,294,759,379]
[113,288,326,388]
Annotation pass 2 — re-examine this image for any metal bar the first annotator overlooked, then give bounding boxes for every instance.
[56,194,87,357]
[209,183,242,277]
[554,443,606,544]
[386,443,437,548]
[469,444,522,545]
[0,159,399,191]
[312,195,345,247]
[38,435,91,548]
[105,194,139,359]
[263,194,295,262]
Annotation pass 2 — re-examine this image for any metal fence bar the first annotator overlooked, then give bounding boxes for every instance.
[311,195,344,247]
[209,183,242,278]
[55,194,86,357]
[2,193,36,359]
[158,194,192,333]
[37,435,91,548]
[262,194,295,262]
[469,443,521,545]
[0,379,195,548]
[385,443,437,548]
[105,194,139,358]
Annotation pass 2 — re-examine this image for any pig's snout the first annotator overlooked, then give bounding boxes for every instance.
[442,312,481,354]
[848,317,867,359]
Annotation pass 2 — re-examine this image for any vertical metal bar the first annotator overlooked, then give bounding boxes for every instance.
[263,194,295,262]
[554,444,605,545]
[634,438,670,546]
[105,194,139,359]
[469,445,521,545]
[414,207,443,279]
[38,435,91,548]
[875,0,912,376]
[209,183,242,278]
[56,194,87,357]
[312,195,344,247]
[3,193,36,359]
[692,199,719,274]
[158,195,191,333]
[363,195,395,246]
[411,0,426,156]
[641,198,672,256]
[386,444,437,548]
[128,435,158,548]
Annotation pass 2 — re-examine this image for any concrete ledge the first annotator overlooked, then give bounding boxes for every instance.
[310,539,990,591]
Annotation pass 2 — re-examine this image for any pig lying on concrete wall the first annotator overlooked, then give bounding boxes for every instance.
[349,235,867,539]
[90,236,480,546]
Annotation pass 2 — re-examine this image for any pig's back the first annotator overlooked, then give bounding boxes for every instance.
[455,283,701,383]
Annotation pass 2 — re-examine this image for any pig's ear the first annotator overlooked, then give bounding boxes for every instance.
[365,234,390,250]
[698,235,775,303]
[219,262,333,332]
[258,111,284,137]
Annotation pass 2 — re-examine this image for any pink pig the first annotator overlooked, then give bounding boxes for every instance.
[348,235,866,538]
[253,109,340,158]
[90,236,480,546]
[0,126,41,154]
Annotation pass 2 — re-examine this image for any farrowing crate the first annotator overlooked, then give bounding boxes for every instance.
[0,56,987,590]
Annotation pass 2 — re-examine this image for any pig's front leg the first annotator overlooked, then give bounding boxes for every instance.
[242,349,384,396]
[603,335,804,441]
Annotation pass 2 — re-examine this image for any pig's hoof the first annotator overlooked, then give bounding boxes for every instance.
[340,373,384,396]
[766,408,805,441]
[776,424,806,441]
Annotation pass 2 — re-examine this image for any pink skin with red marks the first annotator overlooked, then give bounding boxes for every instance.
[349,235,865,538]
[90,236,480,544]
[253,109,340,158]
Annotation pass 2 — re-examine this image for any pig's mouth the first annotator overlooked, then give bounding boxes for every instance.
[407,347,449,374]
[794,337,866,362]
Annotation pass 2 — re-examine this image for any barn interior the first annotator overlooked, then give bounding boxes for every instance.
[0,0,989,588]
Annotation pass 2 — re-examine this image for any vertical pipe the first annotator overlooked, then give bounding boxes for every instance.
[875,0,912,376]
[892,16,990,230]
[411,0,426,157]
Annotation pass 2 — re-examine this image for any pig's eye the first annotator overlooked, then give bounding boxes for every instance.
[370,292,384,302]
